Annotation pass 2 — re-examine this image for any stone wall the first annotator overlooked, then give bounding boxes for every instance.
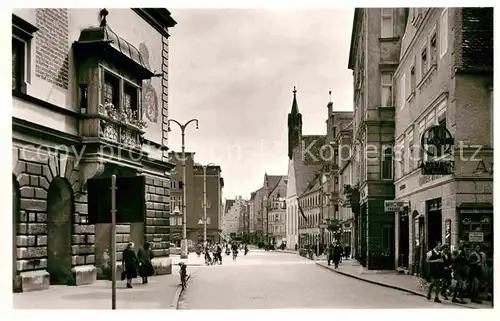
[144,176,170,257]
[13,145,96,291]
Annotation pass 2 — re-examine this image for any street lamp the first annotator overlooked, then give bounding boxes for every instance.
[168,118,199,259]
[202,162,216,245]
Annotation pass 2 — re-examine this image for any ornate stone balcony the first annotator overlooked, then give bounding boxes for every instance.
[80,102,147,149]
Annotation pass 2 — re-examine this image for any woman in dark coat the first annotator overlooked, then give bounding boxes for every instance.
[138,241,155,284]
[122,242,139,288]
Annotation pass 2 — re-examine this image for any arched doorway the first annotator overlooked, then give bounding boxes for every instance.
[47,177,74,284]
[13,175,20,291]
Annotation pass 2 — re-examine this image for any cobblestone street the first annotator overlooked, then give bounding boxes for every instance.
[178,249,464,309]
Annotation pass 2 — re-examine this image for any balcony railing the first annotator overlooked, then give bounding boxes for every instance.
[80,102,147,148]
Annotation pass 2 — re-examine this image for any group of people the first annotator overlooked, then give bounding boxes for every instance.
[198,241,248,265]
[426,240,491,304]
[121,241,155,289]
[326,242,347,268]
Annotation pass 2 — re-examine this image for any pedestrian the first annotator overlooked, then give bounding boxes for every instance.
[137,241,155,284]
[451,240,468,304]
[327,243,334,266]
[216,242,223,264]
[122,242,139,289]
[440,244,452,299]
[467,245,483,304]
[344,244,351,260]
[426,241,444,303]
[333,243,342,269]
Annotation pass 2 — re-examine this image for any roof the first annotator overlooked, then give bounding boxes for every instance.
[75,22,154,79]
[250,192,256,200]
[458,8,493,73]
[300,172,322,196]
[266,175,284,193]
[348,8,362,70]
[224,199,235,214]
[301,135,327,165]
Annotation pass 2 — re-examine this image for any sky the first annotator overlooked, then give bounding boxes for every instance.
[167,9,354,200]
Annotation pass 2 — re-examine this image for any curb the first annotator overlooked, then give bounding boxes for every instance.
[315,262,479,309]
[171,273,191,309]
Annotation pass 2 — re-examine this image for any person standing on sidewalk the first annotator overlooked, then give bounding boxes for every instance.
[327,243,334,266]
[122,242,139,289]
[426,241,444,303]
[333,243,342,269]
[451,240,468,304]
[138,241,155,284]
[440,245,452,299]
[467,245,483,304]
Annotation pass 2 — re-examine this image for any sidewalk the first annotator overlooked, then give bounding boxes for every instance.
[13,263,200,309]
[316,260,491,309]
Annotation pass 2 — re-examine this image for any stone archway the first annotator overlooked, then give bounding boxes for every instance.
[47,177,74,285]
[13,174,20,292]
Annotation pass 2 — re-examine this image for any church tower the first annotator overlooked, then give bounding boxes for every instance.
[287,86,302,159]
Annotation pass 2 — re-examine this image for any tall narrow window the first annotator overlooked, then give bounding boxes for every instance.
[399,74,406,109]
[104,72,120,107]
[439,9,448,58]
[12,38,24,92]
[421,45,428,76]
[381,8,394,38]
[430,32,437,65]
[382,145,393,180]
[410,65,416,93]
[124,82,139,117]
[407,129,415,172]
[381,72,393,107]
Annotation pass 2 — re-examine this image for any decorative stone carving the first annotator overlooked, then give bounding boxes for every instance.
[99,120,118,141]
[121,129,136,146]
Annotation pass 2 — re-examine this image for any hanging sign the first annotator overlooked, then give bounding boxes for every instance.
[420,125,455,175]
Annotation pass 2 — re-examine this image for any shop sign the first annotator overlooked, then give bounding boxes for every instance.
[384,201,407,212]
[468,231,484,242]
[421,160,454,175]
[460,209,492,214]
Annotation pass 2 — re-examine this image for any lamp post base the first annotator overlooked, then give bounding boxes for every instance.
[180,239,188,259]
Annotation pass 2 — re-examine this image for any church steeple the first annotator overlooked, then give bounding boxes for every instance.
[287,86,303,159]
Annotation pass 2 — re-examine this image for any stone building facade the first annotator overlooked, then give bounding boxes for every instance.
[336,118,355,251]
[12,8,177,292]
[347,8,406,269]
[168,152,224,245]
[392,8,493,273]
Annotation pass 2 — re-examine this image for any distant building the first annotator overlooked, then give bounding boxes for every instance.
[285,88,325,250]
[222,196,246,238]
[168,152,224,245]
